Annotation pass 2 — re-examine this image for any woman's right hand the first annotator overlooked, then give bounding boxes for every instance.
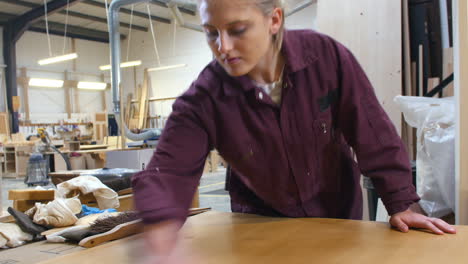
[141,220,198,264]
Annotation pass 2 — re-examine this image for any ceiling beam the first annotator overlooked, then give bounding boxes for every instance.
[82,0,171,24]
[64,10,148,32]
[32,20,122,43]
[29,27,109,43]
[0,0,148,32]
[0,11,15,25]
[10,0,83,40]
[0,0,37,9]
[150,0,196,16]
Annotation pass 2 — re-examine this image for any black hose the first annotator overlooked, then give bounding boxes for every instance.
[50,144,71,171]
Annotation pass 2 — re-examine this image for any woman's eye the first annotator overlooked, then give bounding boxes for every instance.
[205,30,218,39]
[230,27,247,36]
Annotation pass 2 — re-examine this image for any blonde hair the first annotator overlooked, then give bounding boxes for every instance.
[253,0,285,52]
[198,0,286,52]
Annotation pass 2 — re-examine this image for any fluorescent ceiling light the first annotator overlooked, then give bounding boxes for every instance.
[99,60,142,71]
[147,64,187,72]
[77,81,107,90]
[38,53,78,65]
[29,78,64,88]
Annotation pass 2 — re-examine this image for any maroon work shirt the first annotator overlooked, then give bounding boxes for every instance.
[132,30,420,224]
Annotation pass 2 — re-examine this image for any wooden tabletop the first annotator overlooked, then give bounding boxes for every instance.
[33,211,467,264]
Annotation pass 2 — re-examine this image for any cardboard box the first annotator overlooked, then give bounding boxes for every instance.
[84,153,106,169]
[105,149,154,171]
[70,155,86,170]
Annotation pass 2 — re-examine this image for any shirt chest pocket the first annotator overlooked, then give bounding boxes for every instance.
[311,113,343,191]
[312,115,334,151]
[310,112,336,172]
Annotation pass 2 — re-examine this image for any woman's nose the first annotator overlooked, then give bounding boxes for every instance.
[217,32,233,54]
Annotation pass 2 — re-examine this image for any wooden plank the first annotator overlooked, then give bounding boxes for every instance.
[0,66,10,135]
[119,84,127,149]
[19,68,30,121]
[74,87,80,113]
[402,0,412,97]
[8,189,55,201]
[93,113,108,142]
[143,75,151,129]
[64,71,72,119]
[0,168,2,215]
[137,71,150,129]
[124,93,133,124]
[0,112,10,135]
[443,47,454,97]
[0,214,15,223]
[418,44,424,96]
[13,199,42,212]
[191,189,200,208]
[79,144,108,150]
[316,0,402,134]
[12,96,20,112]
[116,194,134,212]
[401,0,414,160]
[427,77,440,95]
[128,118,139,129]
[95,113,107,123]
[117,188,132,196]
[456,0,468,225]
[101,73,107,112]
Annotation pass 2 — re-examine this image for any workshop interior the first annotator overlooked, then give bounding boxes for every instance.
[0,0,467,263]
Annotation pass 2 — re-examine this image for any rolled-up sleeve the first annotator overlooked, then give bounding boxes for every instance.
[333,41,420,215]
[131,88,212,224]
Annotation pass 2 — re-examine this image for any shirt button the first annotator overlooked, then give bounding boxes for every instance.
[259,92,263,100]
[307,171,311,176]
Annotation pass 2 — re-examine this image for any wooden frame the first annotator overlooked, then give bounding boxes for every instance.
[455,0,468,224]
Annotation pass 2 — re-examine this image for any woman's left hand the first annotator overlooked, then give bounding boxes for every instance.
[389,208,457,235]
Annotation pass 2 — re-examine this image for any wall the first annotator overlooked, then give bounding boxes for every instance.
[15,31,110,123]
[316,0,402,133]
[285,3,317,30]
[121,3,318,122]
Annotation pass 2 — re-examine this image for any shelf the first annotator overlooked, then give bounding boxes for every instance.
[19,122,92,127]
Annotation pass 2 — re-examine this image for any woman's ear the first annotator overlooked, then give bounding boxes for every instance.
[270,7,283,35]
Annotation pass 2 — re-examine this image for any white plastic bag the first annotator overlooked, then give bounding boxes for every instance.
[394,96,455,218]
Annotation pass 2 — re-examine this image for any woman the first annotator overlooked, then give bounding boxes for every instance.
[132,0,456,261]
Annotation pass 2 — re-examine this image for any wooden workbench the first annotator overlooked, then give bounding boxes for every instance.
[2,211,464,264]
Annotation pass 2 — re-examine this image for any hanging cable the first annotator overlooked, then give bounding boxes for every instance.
[104,0,110,24]
[62,0,70,54]
[172,18,177,56]
[126,5,135,62]
[147,4,161,67]
[43,0,53,57]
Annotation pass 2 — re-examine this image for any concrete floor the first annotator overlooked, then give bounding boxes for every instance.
[1,167,231,216]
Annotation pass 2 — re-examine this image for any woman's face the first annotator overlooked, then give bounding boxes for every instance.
[199,0,281,77]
